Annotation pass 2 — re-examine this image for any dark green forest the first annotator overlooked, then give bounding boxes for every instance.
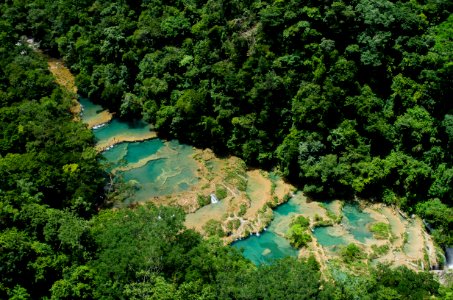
[1,0,452,298]
[5,0,451,242]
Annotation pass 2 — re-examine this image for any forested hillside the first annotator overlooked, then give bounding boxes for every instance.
[1,0,452,298]
[5,0,450,245]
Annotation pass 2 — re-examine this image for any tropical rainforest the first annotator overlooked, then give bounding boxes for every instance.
[0,0,452,299]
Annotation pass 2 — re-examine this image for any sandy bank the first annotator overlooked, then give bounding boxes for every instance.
[47,58,81,118]
[96,131,157,152]
[244,170,272,219]
[86,110,114,129]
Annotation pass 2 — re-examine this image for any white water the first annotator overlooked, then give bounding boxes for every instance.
[93,123,108,130]
[446,248,453,269]
[210,194,219,204]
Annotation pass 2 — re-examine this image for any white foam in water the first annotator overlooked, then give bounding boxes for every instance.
[446,248,453,269]
[210,193,219,204]
[93,123,107,130]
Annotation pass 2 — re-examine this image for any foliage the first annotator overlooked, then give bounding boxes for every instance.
[8,0,450,210]
[291,216,311,229]
[227,219,241,231]
[215,185,228,200]
[286,216,312,248]
[416,199,453,246]
[0,25,105,298]
[331,264,440,299]
[217,257,325,299]
[369,222,391,240]
[340,243,367,263]
[89,204,186,296]
[197,194,211,207]
[370,244,390,259]
[238,203,247,217]
[203,219,225,237]
[0,0,451,298]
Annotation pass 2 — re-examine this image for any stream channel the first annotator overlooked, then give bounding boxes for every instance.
[82,98,376,265]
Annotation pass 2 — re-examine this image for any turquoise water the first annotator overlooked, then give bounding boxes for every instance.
[104,139,198,203]
[124,139,164,163]
[232,200,376,264]
[342,203,374,243]
[273,197,303,216]
[232,231,299,265]
[232,197,304,265]
[267,197,304,237]
[100,140,163,170]
[80,97,198,204]
[79,97,104,124]
[119,142,198,202]
[101,142,128,169]
[313,226,348,247]
[322,201,338,214]
[80,97,376,263]
[314,203,374,246]
[93,119,152,142]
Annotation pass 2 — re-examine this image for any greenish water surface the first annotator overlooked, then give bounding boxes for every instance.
[79,97,104,124]
[232,197,303,265]
[233,200,375,264]
[342,203,374,243]
[101,142,128,169]
[232,231,299,265]
[313,226,348,247]
[81,97,198,204]
[125,139,164,163]
[118,141,199,202]
[81,97,375,264]
[93,119,152,141]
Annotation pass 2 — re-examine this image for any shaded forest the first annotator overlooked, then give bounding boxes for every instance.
[1,0,452,298]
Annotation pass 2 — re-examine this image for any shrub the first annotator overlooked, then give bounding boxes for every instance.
[341,243,366,262]
[203,219,225,237]
[370,222,391,239]
[370,244,390,259]
[197,194,210,207]
[286,215,312,248]
[238,203,247,217]
[286,224,312,248]
[292,215,310,229]
[215,185,228,199]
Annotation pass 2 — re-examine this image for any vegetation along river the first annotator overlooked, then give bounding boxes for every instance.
[46,57,444,271]
[78,96,441,270]
[4,2,451,297]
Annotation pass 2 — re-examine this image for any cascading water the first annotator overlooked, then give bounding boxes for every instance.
[80,98,199,204]
[210,194,219,204]
[446,248,453,269]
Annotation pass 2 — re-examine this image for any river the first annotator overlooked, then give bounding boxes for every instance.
[46,58,440,270]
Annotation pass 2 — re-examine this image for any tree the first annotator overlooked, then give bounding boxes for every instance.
[286,216,312,248]
[89,204,185,297]
[217,257,323,299]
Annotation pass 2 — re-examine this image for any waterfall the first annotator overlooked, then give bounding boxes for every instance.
[93,123,107,130]
[210,193,219,204]
[446,248,453,269]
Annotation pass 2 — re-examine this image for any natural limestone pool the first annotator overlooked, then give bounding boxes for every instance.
[48,58,436,271]
[342,203,374,243]
[233,199,376,264]
[93,119,152,141]
[118,140,199,202]
[83,96,377,265]
[81,98,199,205]
[79,97,104,124]
[232,230,299,265]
